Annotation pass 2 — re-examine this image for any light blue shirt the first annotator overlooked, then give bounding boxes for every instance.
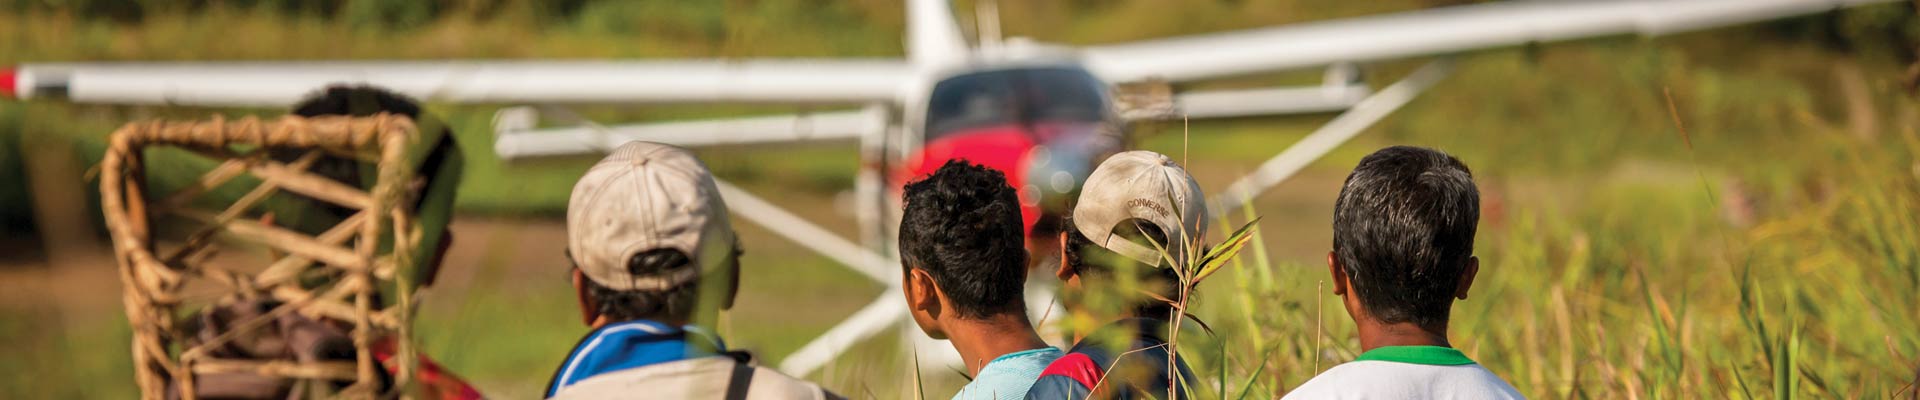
[955,347,1064,400]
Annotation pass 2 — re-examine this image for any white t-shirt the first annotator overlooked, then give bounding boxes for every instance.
[1281,346,1523,400]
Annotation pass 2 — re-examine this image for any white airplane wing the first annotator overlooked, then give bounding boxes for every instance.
[5,60,910,106]
[1082,0,1896,83]
[492,106,888,159]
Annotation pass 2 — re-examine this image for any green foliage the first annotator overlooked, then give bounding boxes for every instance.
[1192,216,1260,284]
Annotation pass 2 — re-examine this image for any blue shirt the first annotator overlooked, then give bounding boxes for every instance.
[544,320,727,397]
[955,347,1064,400]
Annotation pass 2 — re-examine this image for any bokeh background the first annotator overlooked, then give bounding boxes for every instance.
[2,0,1919,398]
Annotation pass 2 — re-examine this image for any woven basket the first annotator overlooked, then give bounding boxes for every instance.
[99,114,425,399]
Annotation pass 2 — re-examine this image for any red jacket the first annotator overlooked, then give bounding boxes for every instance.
[374,338,484,400]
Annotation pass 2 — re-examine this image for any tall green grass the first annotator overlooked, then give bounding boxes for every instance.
[1180,118,1920,398]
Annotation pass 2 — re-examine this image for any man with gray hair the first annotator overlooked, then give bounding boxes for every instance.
[545,141,840,400]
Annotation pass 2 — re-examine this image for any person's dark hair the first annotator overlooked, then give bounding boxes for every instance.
[288,85,451,210]
[583,248,701,323]
[1061,216,1178,317]
[288,85,463,288]
[898,159,1029,320]
[1331,145,1480,329]
[292,85,424,120]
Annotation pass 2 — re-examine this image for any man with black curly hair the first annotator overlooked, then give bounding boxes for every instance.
[899,159,1061,400]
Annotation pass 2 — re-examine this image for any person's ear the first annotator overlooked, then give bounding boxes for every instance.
[572,269,599,327]
[1327,251,1348,296]
[420,232,454,288]
[1055,232,1076,281]
[722,253,741,311]
[904,265,948,338]
[907,268,942,315]
[1455,256,1479,300]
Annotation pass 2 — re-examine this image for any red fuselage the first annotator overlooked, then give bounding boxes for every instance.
[898,120,1117,238]
[898,66,1121,238]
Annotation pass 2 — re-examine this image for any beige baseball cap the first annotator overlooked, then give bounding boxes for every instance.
[1072,150,1207,267]
[567,141,737,291]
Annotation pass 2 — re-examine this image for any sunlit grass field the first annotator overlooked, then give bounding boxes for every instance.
[2,1,1918,398]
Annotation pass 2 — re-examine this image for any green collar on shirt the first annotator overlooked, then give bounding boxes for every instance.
[1355,345,1476,366]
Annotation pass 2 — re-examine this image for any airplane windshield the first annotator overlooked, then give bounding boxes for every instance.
[925,67,1110,139]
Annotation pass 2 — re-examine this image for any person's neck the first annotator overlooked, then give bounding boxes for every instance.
[1355,319,1450,353]
[946,313,1051,377]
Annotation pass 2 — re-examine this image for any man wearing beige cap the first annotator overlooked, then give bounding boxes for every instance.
[1027,150,1206,399]
[545,141,840,400]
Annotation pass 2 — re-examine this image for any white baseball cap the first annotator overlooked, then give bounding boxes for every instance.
[1072,150,1207,267]
[567,141,737,291]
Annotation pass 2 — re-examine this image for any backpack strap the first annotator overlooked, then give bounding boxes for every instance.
[724,359,756,400]
[721,351,846,400]
[722,351,758,400]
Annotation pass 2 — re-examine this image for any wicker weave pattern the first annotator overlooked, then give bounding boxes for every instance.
[100,114,424,399]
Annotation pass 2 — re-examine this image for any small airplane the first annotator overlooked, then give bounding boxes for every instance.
[4,0,1896,378]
